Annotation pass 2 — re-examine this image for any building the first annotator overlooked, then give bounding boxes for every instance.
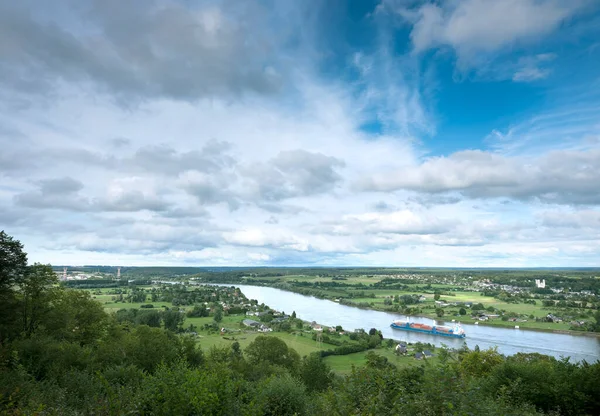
[535,279,546,289]
[243,319,261,327]
[395,344,407,355]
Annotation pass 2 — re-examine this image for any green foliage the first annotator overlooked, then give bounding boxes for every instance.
[20,263,58,337]
[250,373,308,416]
[459,307,467,315]
[213,306,223,323]
[245,335,300,374]
[299,353,333,393]
[3,232,600,416]
[186,304,209,317]
[163,309,185,332]
[43,289,108,344]
[138,360,241,415]
[458,347,503,378]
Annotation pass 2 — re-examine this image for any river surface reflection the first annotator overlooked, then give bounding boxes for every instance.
[218,284,600,362]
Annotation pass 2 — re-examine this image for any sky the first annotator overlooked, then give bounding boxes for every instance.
[1,0,600,267]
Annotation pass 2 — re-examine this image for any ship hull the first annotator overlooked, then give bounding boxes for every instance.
[390,323,466,338]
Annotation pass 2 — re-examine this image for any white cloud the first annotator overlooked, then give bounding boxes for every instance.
[359,148,600,204]
[402,0,586,69]
[512,53,557,82]
[0,0,599,267]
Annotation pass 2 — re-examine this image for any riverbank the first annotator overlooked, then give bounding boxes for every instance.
[206,280,600,337]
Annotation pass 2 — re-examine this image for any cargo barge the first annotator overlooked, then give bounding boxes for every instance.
[390,320,466,338]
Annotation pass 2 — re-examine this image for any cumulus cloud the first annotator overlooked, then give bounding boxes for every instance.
[540,210,600,228]
[0,0,285,102]
[359,149,600,204]
[223,228,309,252]
[318,209,451,236]
[406,0,584,58]
[130,140,235,176]
[15,176,171,212]
[1,0,599,267]
[242,150,345,201]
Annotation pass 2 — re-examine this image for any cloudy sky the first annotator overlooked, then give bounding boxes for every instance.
[1,0,600,267]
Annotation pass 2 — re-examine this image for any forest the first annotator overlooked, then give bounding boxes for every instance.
[2,231,600,415]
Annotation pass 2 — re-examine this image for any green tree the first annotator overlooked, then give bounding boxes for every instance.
[458,347,503,378]
[459,307,467,315]
[213,307,223,323]
[291,310,296,319]
[21,263,58,337]
[299,353,333,393]
[435,308,445,318]
[253,373,307,416]
[163,309,184,332]
[594,310,600,332]
[245,335,300,373]
[44,289,108,345]
[187,304,209,317]
[0,231,28,342]
[0,230,27,294]
[136,309,162,327]
[434,293,441,301]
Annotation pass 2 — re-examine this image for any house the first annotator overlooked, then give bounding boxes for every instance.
[310,321,323,331]
[258,325,272,332]
[414,352,423,360]
[423,350,434,358]
[395,344,407,355]
[272,317,288,323]
[243,319,261,327]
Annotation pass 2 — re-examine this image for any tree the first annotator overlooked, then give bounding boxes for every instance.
[291,311,296,319]
[594,310,600,332]
[0,230,28,294]
[0,231,28,342]
[213,307,223,323]
[44,289,108,345]
[434,293,441,301]
[187,304,209,317]
[245,335,300,373]
[254,373,307,416]
[459,307,467,316]
[136,309,162,327]
[458,347,503,378]
[163,309,184,332]
[21,263,58,337]
[299,353,333,392]
[435,308,445,318]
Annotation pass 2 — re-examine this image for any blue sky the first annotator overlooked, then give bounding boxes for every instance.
[1,0,599,267]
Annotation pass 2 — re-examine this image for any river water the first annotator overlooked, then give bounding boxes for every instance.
[222,284,600,362]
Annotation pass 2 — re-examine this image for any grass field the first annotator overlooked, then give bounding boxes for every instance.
[324,348,440,374]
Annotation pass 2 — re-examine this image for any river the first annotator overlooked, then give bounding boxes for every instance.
[221,284,600,362]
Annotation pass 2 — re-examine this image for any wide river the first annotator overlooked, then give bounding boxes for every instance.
[222,284,600,362]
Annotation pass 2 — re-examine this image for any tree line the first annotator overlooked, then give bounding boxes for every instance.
[2,231,600,415]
